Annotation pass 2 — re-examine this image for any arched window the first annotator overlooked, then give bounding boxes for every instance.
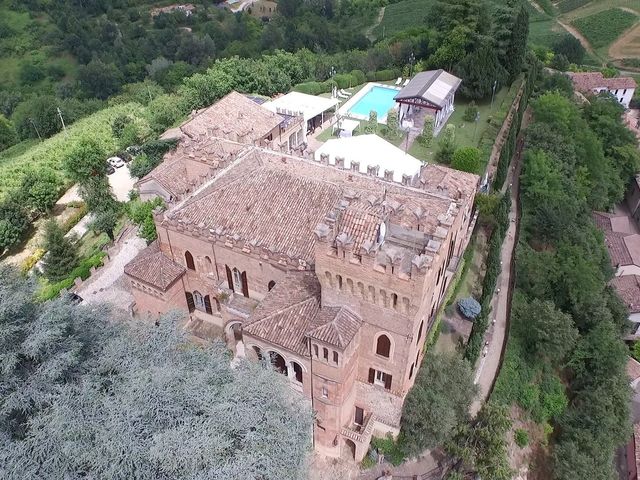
[268,280,276,291]
[204,295,213,314]
[185,292,195,313]
[252,346,263,360]
[193,291,205,311]
[270,351,288,376]
[417,320,424,343]
[337,275,343,290]
[292,362,303,383]
[347,278,354,294]
[391,293,398,309]
[204,256,213,273]
[409,363,415,379]
[376,334,391,358]
[185,251,195,270]
[232,268,242,291]
[323,347,329,361]
[333,351,339,364]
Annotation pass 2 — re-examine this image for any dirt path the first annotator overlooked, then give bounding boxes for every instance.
[365,6,385,42]
[557,19,599,59]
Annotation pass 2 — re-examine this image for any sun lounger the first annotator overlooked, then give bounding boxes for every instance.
[395,77,402,85]
[337,91,350,99]
[402,78,410,86]
[339,89,352,97]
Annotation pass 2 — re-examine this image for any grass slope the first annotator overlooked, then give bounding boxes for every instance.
[373,0,434,38]
[572,8,638,49]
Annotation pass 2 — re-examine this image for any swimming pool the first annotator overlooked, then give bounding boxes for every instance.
[347,85,399,120]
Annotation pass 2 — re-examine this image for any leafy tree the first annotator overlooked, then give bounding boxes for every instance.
[455,43,507,100]
[0,199,30,252]
[418,116,435,147]
[11,95,61,140]
[364,110,378,133]
[146,94,187,133]
[18,169,62,214]
[458,297,481,319]
[383,109,400,140]
[475,192,500,227]
[91,204,121,241]
[178,68,234,110]
[62,137,107,184]
[0,114,17,151]
[448,402,513,480]
[79,177,119,214]
[550,53,569,72]
[0,268,312,479]
[552,35,585,64]
[537,72,574,98]
[42,219,78,282]
[452,146,481,173]
[18,62,45,85]
[513,296,578,364]
[77,59,124,100]
[128,153,157,179]
[110,81,165,106]
[112,115,134,139]
[128,198,164,242]
[400,352,476,455]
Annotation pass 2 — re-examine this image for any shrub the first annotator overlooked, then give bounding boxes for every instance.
[370,435,405,466]
[452,147,481,173]
[514,429,529,448]
[21,248,45,274]
[463,101,479,122]
[364,111,378,133]
[42,220,79,282]
[62,203,88,232]
[435,124,456,164]
[418,116,434,147]
[0,198,30,252]
[38,251,106,301]
[458,297,482,319]
[382,109,400,140]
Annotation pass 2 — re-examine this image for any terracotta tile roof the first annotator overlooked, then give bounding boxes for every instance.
[568,72,637,93]
[418,163,479,203]
[124,241,185,291]
[137,138,247,200]
[336,206,382,252]
[593,211,614,232]
[611,276,640,314]
[605,231,633,267]
[180,91,283,142]
[243,272,321,356]
[307,307,361,348]
[628,357,640,382]
[167,153,344,263]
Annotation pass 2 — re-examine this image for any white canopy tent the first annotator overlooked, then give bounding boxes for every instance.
[336,118,360,137]
[263,92,340,127]
[314,134,422,183]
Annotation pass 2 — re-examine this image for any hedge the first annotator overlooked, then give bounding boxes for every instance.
[366,69,401,82]
[38,251,106,301]
[465,191,511,364]
[292,79,337,95]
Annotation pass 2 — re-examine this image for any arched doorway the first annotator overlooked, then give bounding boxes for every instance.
[344,439,356,460]
[269,351,288,376]
[291,361,303,384]
[251,346,263,360]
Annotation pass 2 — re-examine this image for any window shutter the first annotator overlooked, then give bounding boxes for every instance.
[368,368,375,384]
[204,295,212,314]
[185,292,195,313]
[241,271,249,297]
[384,373,392,390]
[226,265,233,291]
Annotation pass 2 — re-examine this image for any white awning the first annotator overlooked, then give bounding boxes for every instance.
[315,134,422,183]
[262,92,339,122]
[338,119,360,135]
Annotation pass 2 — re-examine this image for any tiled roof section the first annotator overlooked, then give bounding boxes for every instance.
[307,307,361,348]
[243,272,321,356]
[336,206,382,252]
[605,231,633,267]
[138,138,247,199]
[593,211,614,232]
[628,357,640,382]
[418,163,479,203]
[124,241,185,291]
[394,70,462,108]
[612,276,640,314]
[180,91,283,141]
[168,154,344,263]
[568,72,637,93]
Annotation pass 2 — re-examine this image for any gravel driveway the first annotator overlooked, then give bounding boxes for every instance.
[77,232,146,311]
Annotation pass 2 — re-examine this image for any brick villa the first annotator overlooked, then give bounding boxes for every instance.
[124,91,479,461]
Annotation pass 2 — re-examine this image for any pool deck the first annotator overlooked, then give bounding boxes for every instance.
[337,82,401,124]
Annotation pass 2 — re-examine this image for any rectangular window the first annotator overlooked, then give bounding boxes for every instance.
[333,351,339,364]
[355,407,364,426]
[370,369,392,390]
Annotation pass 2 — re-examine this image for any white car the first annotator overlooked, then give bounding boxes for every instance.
[107,156,125,168]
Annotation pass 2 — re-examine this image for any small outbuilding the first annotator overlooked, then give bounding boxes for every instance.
[263,91,340,135]
[394,69,461,135]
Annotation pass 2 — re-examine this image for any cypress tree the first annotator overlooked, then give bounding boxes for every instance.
[42,220,78,282]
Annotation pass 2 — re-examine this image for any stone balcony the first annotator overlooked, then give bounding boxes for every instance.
[341,412,376,444]
[225,292,259,318]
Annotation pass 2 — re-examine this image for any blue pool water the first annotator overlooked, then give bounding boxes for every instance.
[348,86,398,120]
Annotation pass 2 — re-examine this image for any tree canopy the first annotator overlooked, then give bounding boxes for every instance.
[0,265,312,479]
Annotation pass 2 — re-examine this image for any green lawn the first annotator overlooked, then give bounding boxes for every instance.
[528,17,566,48]
[372,0,434,39]
[408,87,509,164]
[572,8,638,49]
